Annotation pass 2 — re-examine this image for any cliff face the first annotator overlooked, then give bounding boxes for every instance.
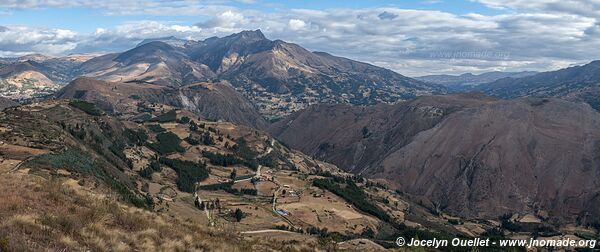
[270,94,600,223]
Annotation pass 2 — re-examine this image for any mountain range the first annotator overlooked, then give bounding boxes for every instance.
[0,54,96,99]
[477,60,600,111]
[1,30,445,119]
[416,71,538,90]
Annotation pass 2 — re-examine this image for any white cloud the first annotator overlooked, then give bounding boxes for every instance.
[287,19,306,31]
[473,0,600,17]
[196,10,246,30]
[0,26,78,56]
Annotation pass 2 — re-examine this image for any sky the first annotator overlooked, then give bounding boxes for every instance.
[1,0,600,76]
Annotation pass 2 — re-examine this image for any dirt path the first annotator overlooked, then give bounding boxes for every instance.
[240,229,298,234]
[6,156,34,174]
[193,185,213,225]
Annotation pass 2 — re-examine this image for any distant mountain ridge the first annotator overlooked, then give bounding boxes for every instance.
[0,57,82,100]
[2,30,446,118]
[416,71,537,89]
[83,29,444,118]
[477,60,600,111]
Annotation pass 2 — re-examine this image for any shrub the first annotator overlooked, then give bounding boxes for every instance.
[150,110,177,123]
[189,121,198,131]
[147,132,185,154]
[147,124,166,133]
[234,208,244,222]
[124,128,148,145]
[201,132,214,145]
[69,100,104,116]
[202,151,244,167]
[361,127,370,138]
[185,136,200,145]
[178,116,190,124]
[139,161,161,178]
[159,158,208,192]
[233,138,256,160]
[257,154,276,168]
[240,188,257,195]
[31,149,95,174]
[199,182,235,192]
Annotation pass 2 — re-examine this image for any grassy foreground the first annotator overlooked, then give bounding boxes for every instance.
[0,170,319,252]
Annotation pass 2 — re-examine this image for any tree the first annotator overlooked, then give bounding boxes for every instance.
[361,227,375,238]
[234,208,244,222]
[361,126,369,138]
[179,116,190,124]
[189,121,198,131]
[202,132,215,145]
[230,170,237,180]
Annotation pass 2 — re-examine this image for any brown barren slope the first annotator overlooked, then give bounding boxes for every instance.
[56,77,267,129]
[270,94,600,224]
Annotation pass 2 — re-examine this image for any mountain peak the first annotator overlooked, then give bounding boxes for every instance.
[229,29,266,41]
[136,36,188,48]
[130,41,176,52]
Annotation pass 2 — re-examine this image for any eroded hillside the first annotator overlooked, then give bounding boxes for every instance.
[270,94,600,227]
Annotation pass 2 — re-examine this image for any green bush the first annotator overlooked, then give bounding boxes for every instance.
[139,161,161,178]
[201,150,258,170]
[202,151,244,167]
[147,124,166,133]
[257,154,276,168]
[69,100,104,116]
[234,208,244,222]
[189,121,199,131]
[240,188,257,195]
[159,158,208,192]
[185,136,200,145]
[198,182,256,195]
[31,149,95,174]
[151,110,177,122]
[124,128,148,145]
[233,138,256,160]
[146,132,185,154]
[178,116,190,124]
[201,132,215,145]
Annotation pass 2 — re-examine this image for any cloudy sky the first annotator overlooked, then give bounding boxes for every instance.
[1,0,599,76]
